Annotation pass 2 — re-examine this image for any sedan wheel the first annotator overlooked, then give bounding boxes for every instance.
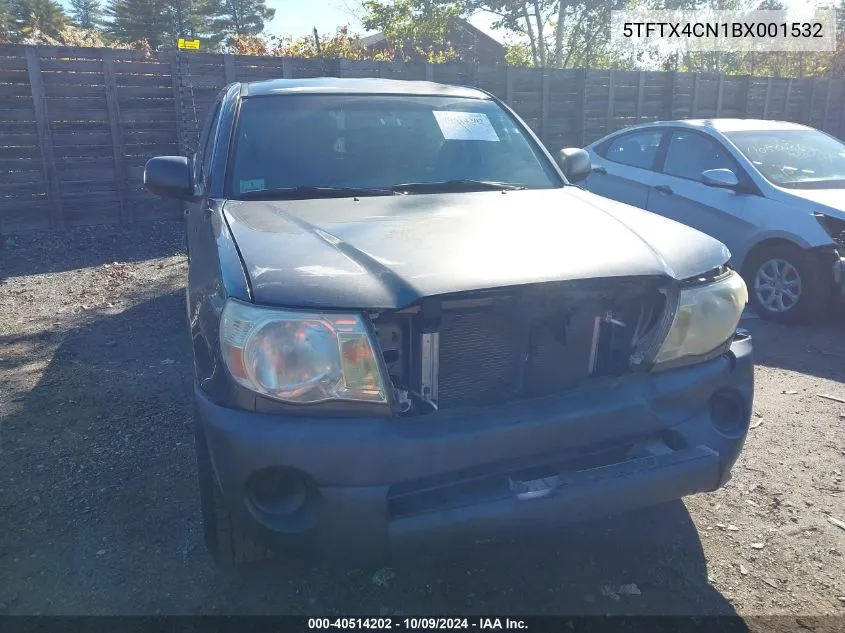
[744,243,830,324]
[753,258,802,314]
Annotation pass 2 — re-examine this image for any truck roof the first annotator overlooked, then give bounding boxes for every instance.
[240,77,491,100]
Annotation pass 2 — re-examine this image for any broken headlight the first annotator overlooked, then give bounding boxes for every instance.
[653,270,748,370]
[220,299,387,404]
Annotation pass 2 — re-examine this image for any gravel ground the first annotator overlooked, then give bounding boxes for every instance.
[0,223,843,624]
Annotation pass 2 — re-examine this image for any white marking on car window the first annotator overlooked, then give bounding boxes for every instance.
[432,111,500,142]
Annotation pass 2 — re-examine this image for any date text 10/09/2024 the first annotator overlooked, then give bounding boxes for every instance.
[308,618,528,630]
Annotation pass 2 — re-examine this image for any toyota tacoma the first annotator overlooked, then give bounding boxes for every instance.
[144,78,753,566]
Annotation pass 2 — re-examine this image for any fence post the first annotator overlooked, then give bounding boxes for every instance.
[606,70,616,134]
[574,68,587,146]
[738,76,752,118]
[281,58,293,78]
[224,54,236,84]
[715,74,724,117]
[425,62,433,81]
[25,47,63,230]
[102,50,130,224]
[169,51,186,155]
[784,79,793,120]
[505,66,514,105]
[762,77,772,118]
[822,79,832,132]
[541,68,550,144]
[802,78,815,124]
[635,71,645,122]
[691,73,700,118]
[662,70,676,120]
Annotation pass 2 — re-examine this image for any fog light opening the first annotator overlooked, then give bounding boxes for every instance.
[248,467,308,517]
[709,389,748,437]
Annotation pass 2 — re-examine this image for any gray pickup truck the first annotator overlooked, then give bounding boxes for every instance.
[144,77,753,566]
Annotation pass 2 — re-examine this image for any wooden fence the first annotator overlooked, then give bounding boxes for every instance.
[3,43,845,234]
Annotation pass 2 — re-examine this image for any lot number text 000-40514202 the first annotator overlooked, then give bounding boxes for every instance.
[307,618,529,630]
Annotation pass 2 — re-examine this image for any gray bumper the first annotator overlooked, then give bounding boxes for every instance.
[195,333,754,561]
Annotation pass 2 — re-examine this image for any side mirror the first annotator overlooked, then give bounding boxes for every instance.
[144,156,195,200]
[701,168,739,189]
[557,148,592,183]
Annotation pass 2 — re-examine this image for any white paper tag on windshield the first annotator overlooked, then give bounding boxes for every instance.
[433,111,499,142]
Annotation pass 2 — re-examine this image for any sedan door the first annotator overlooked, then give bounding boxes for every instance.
[646,129,763,268]
[584,129,665,209]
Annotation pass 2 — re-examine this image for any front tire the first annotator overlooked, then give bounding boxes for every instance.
[744,243,830,325]
[194,418,274,566]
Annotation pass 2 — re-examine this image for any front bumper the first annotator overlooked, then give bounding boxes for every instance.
[196,333,754,561]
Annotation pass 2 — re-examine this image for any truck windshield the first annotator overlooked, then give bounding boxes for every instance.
[725,129,845,189]
[229,94,562,199]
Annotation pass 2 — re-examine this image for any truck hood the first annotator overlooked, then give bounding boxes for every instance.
[223,188,730,310]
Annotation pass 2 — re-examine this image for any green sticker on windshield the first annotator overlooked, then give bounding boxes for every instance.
[239,179,265,193]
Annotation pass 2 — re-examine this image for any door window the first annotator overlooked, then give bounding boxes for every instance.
[663,131,738,182]
[603,131,663,170]
[195,102,222,187]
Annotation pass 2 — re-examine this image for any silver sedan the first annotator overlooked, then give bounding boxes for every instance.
[582,119,845,324]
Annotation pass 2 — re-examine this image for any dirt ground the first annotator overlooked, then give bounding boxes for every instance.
[0,223,843,624]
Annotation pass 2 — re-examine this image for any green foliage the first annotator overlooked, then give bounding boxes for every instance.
[9,0,67,41]
[270,26,393,59]
[504,41,532,66]
[361,0,460,62]
[211,0,274,40]
[0,0,11,41]
[162,0,225,48]
[104,0,169,48]
[69,0,101,28]
[104,0,232,50]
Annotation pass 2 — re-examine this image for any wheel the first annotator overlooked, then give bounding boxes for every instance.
[194,418,274,566]
[744,243,830,324]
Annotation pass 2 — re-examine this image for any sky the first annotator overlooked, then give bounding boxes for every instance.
[53,0,826,47]
[263,0,501,41]
[258,0,823,45]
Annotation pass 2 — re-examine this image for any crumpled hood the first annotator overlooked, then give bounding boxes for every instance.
[777,187,845,221]
[223,188,730,310]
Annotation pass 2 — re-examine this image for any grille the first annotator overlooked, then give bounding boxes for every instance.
[436,306,602,409]
[437,311,522,408]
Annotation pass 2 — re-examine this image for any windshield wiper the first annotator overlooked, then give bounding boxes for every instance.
[237,186,399,200]
[391,179,528,193]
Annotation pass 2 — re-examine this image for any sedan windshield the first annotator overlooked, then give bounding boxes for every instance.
[229,94,562,199]
[725,129,845,189]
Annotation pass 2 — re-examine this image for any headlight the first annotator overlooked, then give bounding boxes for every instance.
[220,299,387,404]
[653,270,748,369]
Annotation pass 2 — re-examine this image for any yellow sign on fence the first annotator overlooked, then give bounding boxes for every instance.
[178,38,200,50]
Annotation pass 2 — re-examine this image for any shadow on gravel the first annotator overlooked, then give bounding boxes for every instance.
[744,306,845,383]
[0,220,185,280]
[230,502,746,618]
[1,286,744,620]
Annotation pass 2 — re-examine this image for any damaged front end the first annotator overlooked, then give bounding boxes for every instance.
[371,276,678,416]
[813,213,845,300]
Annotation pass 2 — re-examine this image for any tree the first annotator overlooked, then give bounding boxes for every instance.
[228,26,396,60]
[361,0,460,62]
[162,0,226,49]
[69,0,101,28]
[104,0,168,48]
[503,40,532,65]
[0,0,12,41]
[272,25,395,59]
[9,0,68,41]
[212,0,274,41]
